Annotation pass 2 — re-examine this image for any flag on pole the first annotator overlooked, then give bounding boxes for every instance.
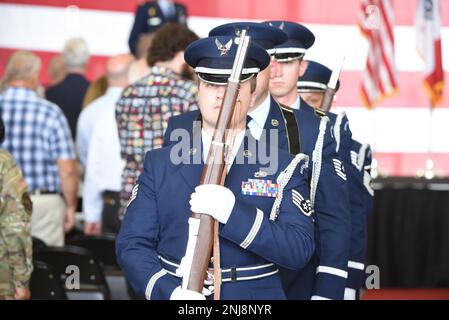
[415,0,444,107]
[359,0,398,108]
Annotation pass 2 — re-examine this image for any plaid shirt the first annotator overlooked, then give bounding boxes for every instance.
[0,87,75,192]
[116,66,198,214]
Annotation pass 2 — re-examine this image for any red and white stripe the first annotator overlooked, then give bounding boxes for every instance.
[416,0,444,107]
[1,0,449,176]
[359,0,398,108]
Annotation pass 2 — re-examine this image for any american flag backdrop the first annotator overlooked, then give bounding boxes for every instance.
[359,0,398,108]
[0,0,448,177]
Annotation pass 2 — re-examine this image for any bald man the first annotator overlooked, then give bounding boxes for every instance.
[77,54,134,235]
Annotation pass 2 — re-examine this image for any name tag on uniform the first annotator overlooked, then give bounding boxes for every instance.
[147,17,162,26]
[241,179,278,197]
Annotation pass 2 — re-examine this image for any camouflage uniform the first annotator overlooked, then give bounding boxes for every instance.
[0,149,33,299]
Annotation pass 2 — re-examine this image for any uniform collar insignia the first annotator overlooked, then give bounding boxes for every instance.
[254,170,268,178]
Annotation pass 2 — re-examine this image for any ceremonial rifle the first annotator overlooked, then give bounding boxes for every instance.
[320,54,345,112]
[184,30,251,299]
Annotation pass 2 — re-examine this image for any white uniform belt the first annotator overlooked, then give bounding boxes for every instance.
[159,256,279,283]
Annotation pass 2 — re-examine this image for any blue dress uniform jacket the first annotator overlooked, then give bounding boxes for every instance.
[116,133,315,300]
[346,140,374,291]
[326,111,366,295]
[128,1,188,55]
[279,102,350,300]
[163,97,351,300]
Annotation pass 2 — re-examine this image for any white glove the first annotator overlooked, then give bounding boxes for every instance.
[170,286,206,300]
[189,184,235,224]
[344,288,357,300]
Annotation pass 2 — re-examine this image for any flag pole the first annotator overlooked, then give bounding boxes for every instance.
[415,0,444,179]
[370,106,379,179]
[423,104,435,179]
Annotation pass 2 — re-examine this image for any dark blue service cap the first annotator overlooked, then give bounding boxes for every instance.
[297,60,340,92]
[209,22,288,55]
[262,20,315,62]
[184,36,270,85]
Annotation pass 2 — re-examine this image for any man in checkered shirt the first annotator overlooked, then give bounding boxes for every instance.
[116,23,199,218]
[0,51,78,247]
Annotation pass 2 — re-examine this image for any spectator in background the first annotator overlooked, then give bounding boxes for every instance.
[128,56,150,84]
[116,23,198,217]
[0,114,33,300]
[128,0,188,57]
[0,51,78,247]
[82,75,109,108]
[0,79,6,93]
[46,37,90,139]
[127,33,153,84]
[76,54,134,167]
[82,54,134,235]
[48,54,67,86]
[135,33,155,62]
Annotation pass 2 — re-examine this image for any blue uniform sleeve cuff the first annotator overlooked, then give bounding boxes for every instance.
[145,270,180,300]
[314,269,348,300]
[347,264,365,290]
[220,200,263,249]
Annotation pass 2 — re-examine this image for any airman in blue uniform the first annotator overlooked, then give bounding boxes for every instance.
[128,1,188,56]
[346,140,374,298]
[297,59,374,299]
[263,20,352,300]
[116,34,315,300]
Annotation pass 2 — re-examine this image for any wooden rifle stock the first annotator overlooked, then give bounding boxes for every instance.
[320,54,345,113]
[186,31,250,297]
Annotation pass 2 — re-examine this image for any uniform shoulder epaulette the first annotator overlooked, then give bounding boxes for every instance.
[314,108,327,118]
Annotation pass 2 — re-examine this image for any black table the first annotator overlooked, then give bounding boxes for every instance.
[367,177,449,288]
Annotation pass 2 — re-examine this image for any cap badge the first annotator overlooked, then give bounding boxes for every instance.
[215,38,232,56]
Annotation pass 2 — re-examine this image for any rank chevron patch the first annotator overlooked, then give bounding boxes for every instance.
[127,184,139,207]
[333,158,347,181]
[292,189,313,216]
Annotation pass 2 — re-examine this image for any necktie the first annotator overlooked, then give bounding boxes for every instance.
[246,115,253,129]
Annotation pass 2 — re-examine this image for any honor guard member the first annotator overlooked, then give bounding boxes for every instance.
[128,0,188,56]
[265,20,351,300]
[116,35,315,300]
[346,140,374,299]
[297,60,374,299]
[164,22,351,300]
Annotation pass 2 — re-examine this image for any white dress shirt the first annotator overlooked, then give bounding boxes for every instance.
[158,0,176,18]
[76,87,123,166]
[82,89,125,223]
[290,96,301,110]
[247,94,271,140]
